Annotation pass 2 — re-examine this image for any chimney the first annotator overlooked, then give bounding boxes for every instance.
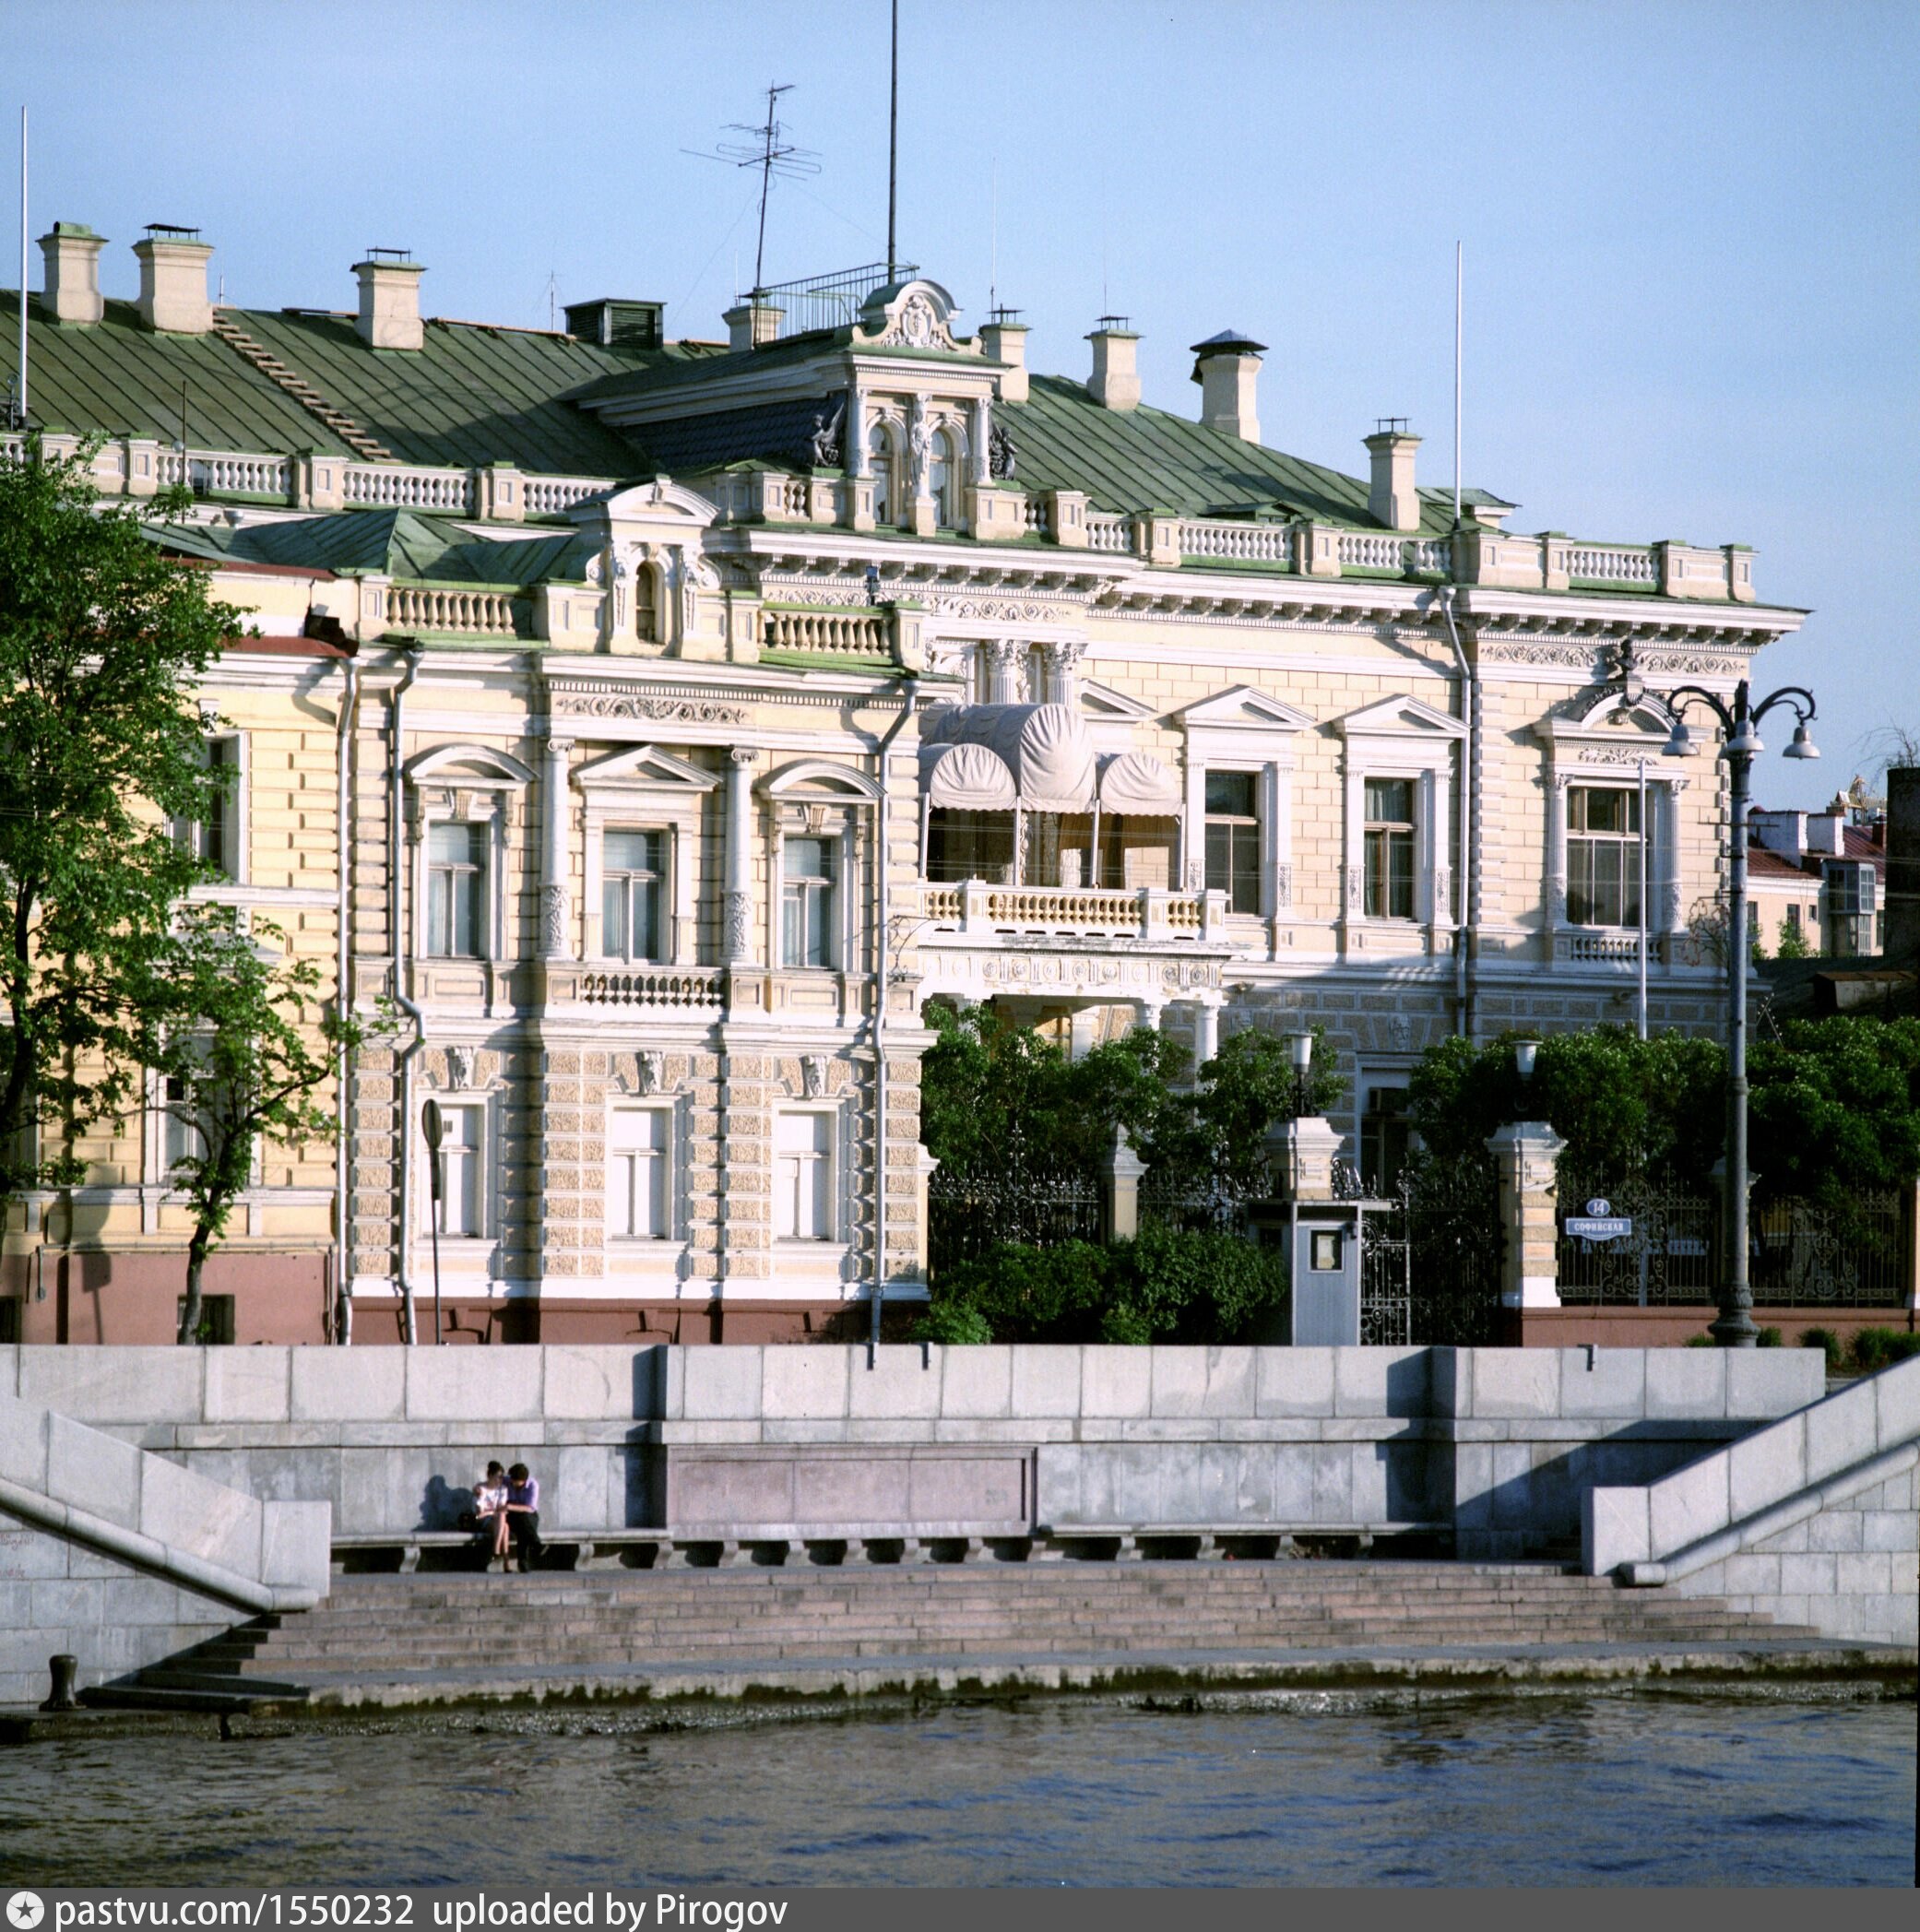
[980,308,1029,402]
[354,248,426,350]
[1365,421,1422,532]
[1805,802,1846,857]
[723,297,784,351]
[1190,329,1266,443]
[134,224,213,335]
[1749,809,1807,858]
[1086,316,1140,411]
[39,223,106,325]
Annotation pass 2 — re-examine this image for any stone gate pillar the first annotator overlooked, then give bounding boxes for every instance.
[1486,1121,1567,1310]
[1264,1116,1344,1202]
[1101,1127,1146,1239]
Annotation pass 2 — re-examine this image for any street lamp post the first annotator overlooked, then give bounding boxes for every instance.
[1286,1030,1315,1119]
[1660,677,1819,1346]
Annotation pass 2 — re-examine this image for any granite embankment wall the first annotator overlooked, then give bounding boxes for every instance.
[0,1383,330,1705]
[1,1344,1823,1560]
[1585,1354,1920,1643]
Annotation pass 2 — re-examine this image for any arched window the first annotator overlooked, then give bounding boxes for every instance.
[930,429,956,527]
[867,424,895,525]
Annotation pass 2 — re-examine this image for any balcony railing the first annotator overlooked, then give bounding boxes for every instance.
[915,881,1228,943]
[761,604,895,663]
[6,431,1756,604]
[576,966,725,1008]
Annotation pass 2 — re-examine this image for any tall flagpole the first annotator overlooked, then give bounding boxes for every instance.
[1452,241,1462,529]
[18,106,27,426]
[886,0,899,280]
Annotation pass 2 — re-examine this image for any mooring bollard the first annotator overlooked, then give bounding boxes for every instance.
[40,1653,79,1713]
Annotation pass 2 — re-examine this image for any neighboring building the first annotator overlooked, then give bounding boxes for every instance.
[1748,800,1887,956]
[0,227,1807,1344]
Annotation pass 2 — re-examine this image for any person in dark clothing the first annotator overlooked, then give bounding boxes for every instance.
[504,1464,541,1572]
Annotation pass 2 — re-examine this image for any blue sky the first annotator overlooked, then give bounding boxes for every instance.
[14,0,1915,807]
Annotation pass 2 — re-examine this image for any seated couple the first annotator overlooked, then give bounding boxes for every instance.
[470,1461,541,1572]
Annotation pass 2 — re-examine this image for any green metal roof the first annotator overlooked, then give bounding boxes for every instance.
[148,510,595,586]
[1,298,358,454]
[998,376,1461,533]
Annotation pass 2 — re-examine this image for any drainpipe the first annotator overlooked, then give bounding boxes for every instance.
[871,671,919,1352]
[333,657,361,1343]
[1437,587,1476,1039]
[389,644,426,1345]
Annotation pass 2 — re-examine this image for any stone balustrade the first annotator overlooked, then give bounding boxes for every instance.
[916,881,1226,942]
[761,604,893,660]
[385,584,520,636]
[1,430,1757,601]
[573,966,725,1009]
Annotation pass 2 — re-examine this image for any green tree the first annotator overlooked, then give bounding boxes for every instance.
[1774,918,1812,961]
[1407,1026,1726,1182]
[1748,1016,1920,1203]
[918,1002,1187,1175]
[0,438,240,1208]
[154,910,367,1345]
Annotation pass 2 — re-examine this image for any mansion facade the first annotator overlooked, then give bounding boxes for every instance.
[0,231,1804,1344]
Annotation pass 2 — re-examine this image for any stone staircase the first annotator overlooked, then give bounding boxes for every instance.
[115,1560,1831,1710]
[209,313,395,462]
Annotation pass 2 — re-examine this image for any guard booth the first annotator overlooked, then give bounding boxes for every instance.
[1288,1200,1367,1345]
[1247,1114,1375,1346]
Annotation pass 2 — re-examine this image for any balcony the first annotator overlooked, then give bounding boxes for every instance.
[913,882,1229,944]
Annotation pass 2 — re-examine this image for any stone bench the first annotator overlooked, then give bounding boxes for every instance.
[333,1519,1452,1572]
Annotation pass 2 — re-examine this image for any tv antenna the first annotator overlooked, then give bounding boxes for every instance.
[685,83,819,295]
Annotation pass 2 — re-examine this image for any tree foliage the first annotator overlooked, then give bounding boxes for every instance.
[1408,1026,1727,1183]
[914,1225,1288,1345]
[919,1002,1345,1187]
[0,438,242,1204]
[154,911,367,1345]
[1405,1019,1920,1200]
[1747,1016,1920,1202]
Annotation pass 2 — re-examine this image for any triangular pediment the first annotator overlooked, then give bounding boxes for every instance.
[1176,685,1315,732]
[574,744,718,791]
[1079,680,1158,724]
[1335,694,1467,740]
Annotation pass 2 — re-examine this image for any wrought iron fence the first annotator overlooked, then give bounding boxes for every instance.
[1356,1158,1505,1346]
[1752,1191,1907,1307]
[1556,1170,1718,1306]
[927,1163,1102,1275]
[1555,1170,1910,1308]
[1138,1165,1271,1235]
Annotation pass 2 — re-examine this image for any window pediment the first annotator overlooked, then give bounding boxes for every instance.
[1334,695,1466,741]
[405,743,535,788]
[1177,685,1315,733]
[574,745,719,793]
[760,759,881,803]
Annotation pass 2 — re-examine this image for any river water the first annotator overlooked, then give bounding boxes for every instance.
[2,1692,1913,1888]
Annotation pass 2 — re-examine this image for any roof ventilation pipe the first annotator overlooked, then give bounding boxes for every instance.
[1086,316,1140,411]
[1190,330,1266,444]
[39,223,105,325]
[134,224,213,335]
[1366,420,1423,532]
[355,248,426,350]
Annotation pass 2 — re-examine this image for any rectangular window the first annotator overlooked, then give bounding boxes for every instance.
[781,836,836,968]
[177,736,241,880]
[1567,785,1642,928]
[602,828,665,961]
[163,1070,205,1178]
[1363,778,1416,920]
[774,1110,835,1241]
[608,1107,671,1240]
[176,1294,235,1345]
[1360,1086,1411,1196]
[1203,772,1262,914]
[432,1102,486,1239]
[1784,903,1801,935]
[427,821,488,958]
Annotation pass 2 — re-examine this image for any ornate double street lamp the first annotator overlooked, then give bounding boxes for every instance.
[1661,678,1819,1345]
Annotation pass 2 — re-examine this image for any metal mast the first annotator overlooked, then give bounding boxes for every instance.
[887,0,899,281]
[17,107,27,428]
